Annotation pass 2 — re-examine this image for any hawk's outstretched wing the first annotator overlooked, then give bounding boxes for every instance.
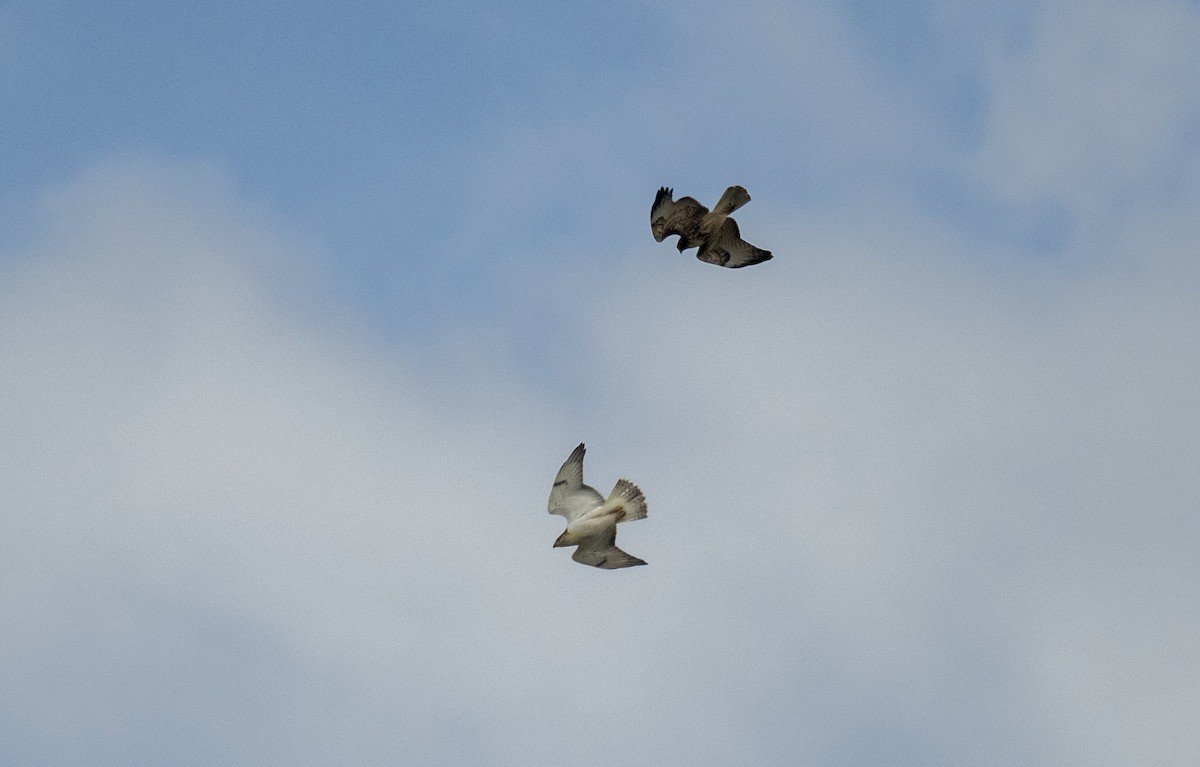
[698,217,773,269]
[571,526,647,569]
[548,443,604,522]
[651,187,708,247]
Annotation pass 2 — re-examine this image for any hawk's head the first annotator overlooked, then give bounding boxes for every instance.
[553,530,574,548]
[651,217,668,242]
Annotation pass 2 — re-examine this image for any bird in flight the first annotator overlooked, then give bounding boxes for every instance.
[548,443,648,569]
[650,185,773,268]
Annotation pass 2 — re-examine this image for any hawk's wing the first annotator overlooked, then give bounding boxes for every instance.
[651,187,708,246]
[548,443,604,522]
[571,526,647,569]
[697,217,773,268]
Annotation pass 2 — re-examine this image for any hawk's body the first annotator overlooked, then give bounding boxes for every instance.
[650,185,772,268]
[548,443,648,569]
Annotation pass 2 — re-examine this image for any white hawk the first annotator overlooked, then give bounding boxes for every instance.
[548,443,648,569]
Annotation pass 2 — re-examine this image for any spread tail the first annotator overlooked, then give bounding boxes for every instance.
[713,185,751,215]
[606,479,648,522]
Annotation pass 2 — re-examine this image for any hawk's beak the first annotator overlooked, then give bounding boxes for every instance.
[553,532,569,548]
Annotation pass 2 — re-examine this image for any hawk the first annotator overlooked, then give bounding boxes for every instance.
[650,185,773,268]
[548,443,648,569]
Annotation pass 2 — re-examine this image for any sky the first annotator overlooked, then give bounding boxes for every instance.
[2,1,1199,765]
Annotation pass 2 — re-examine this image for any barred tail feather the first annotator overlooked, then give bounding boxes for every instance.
[713,185,751,215]
[607,479,648,522]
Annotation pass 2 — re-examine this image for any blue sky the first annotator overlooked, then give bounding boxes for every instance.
[2,1,1199,765]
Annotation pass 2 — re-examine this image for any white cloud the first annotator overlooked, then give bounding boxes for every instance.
[969,0,1200,218]
[3,2,1200,763]
[0,156,578,764]
[7,129,1198,767]
[578,161,1200,762]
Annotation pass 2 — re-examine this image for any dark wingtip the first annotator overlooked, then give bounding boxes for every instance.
[726,250,773,268]
[653,186,672,210]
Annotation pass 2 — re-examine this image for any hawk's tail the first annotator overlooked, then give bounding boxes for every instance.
[606,479,648,522]
[713,185,751,216]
